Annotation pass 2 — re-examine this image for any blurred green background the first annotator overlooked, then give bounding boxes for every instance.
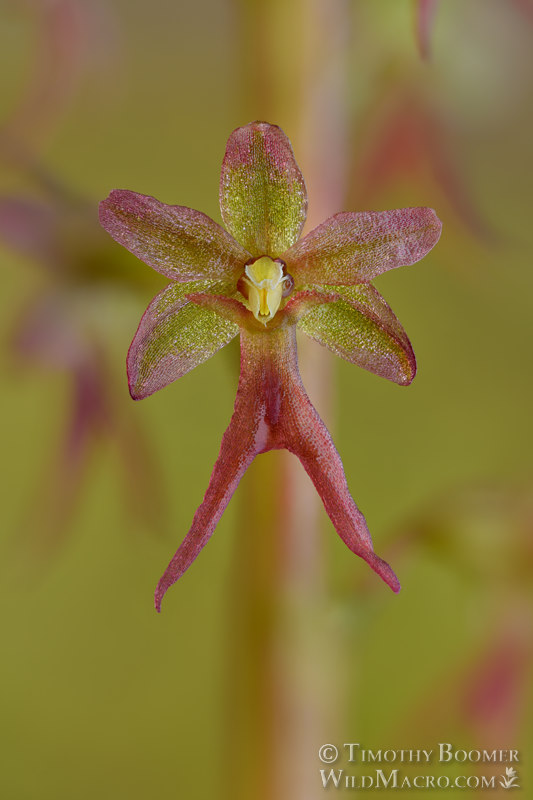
[1,1,532,798]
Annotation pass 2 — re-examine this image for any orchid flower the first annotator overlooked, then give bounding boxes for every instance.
[99,122,441,611]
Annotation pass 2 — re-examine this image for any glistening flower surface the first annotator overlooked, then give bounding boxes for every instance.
[99,122,442,611]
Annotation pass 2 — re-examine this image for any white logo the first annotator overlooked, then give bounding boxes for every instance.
[499,767,520,789]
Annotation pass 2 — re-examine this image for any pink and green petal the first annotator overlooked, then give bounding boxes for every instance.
[294,285,416,385]
[284,207,441,285]
[187,292,253,328]
[219,122,308,258]
[99,190,249,282]
[128,281,238,400]
[326,283,414,354]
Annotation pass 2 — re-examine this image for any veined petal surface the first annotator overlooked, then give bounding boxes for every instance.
[99,190,249,282]
[285,207,441,285]
[128,280,238,399]
[219,122,307,258]
[296,285,416,385]
[187,292,253,328]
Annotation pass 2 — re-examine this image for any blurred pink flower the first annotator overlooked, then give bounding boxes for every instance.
[463,623,531,746]
[415,0,440,60]
[397,482,533,745]
[0,188,166,552]
[414,0,533,61]
[512,0,533,22]
[1,0,118,153]
[352,85,491,239]
[100,121,442,610]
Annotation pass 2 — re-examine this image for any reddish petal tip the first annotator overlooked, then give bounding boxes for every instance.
[399,357,417,387]
[126,365,141,400]
[368,552,401,593]
[127,363,144,401]
[426,206,443,238]
[408,206,443,257]
[154,580,167,613]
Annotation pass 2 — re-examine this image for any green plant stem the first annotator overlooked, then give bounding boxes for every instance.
[224,2,352,797]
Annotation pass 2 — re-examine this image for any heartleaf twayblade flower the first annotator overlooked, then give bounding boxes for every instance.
[99,122,442,611]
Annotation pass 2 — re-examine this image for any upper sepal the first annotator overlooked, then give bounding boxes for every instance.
[128,280,239,399]
[284,207,442,285]
[99,190,249,282]
[219,122,308,258]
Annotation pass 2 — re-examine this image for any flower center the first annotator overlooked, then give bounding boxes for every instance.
[239,256,294,325]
